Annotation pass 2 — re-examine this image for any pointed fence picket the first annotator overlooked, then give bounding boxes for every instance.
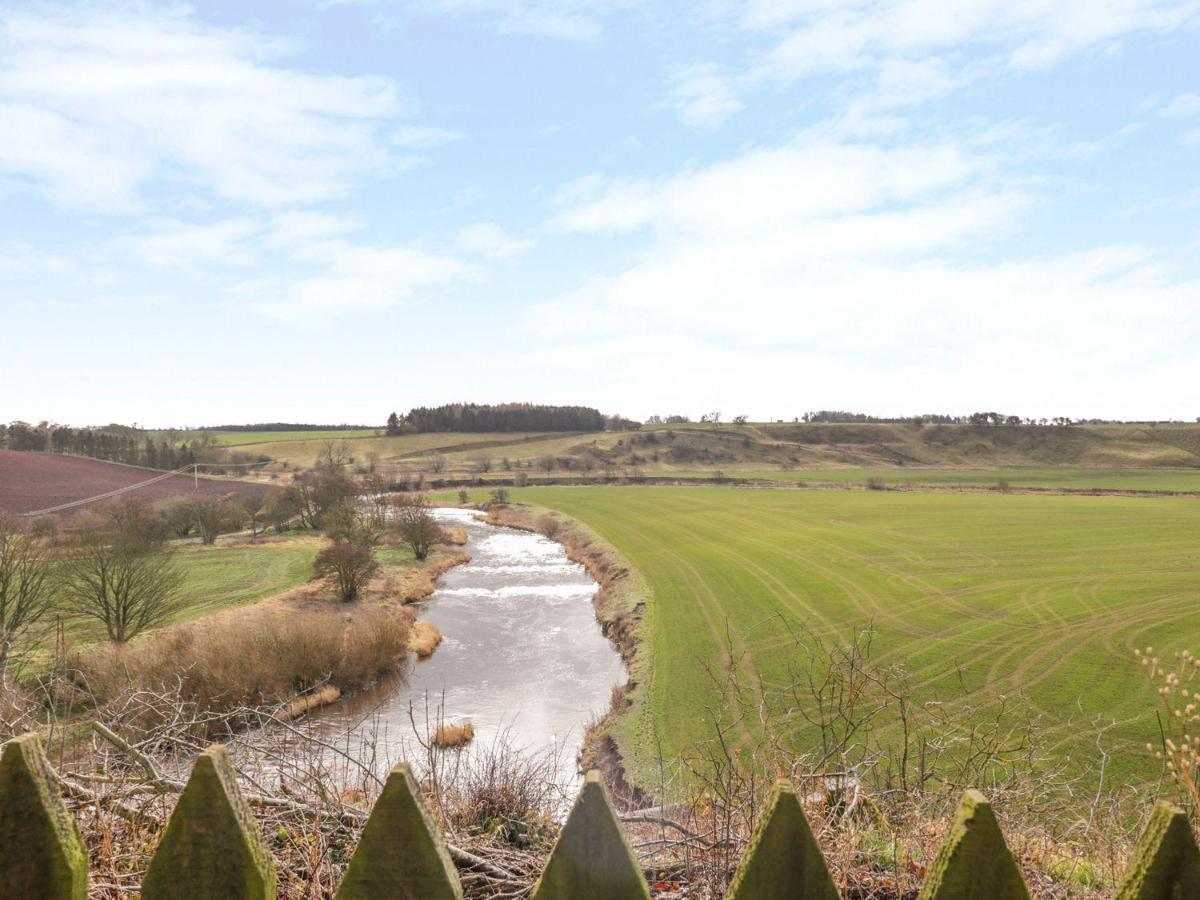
[0,732,1197,899]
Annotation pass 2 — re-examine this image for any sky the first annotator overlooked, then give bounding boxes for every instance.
[1,0,1198,427]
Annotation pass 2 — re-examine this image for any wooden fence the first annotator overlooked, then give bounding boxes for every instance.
[1,733,1197,899]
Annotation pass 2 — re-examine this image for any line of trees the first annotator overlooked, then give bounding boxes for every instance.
[399,403,607,434]
[800,411,1079,426]
[0,421,247,471]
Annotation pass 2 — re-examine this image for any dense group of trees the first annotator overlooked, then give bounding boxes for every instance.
[400,403,607,434]
[0,421,251,471]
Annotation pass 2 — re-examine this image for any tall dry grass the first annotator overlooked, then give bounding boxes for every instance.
[73,602,412,722]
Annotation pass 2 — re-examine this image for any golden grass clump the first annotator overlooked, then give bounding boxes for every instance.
[74,601,412,719]
[409,620,443,658]
[432,720,475,748]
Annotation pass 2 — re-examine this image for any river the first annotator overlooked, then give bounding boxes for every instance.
[313,508,626,780]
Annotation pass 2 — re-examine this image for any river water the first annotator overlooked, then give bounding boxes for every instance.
[315,508,626,779]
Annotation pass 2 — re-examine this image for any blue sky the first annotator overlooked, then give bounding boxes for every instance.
[2,0,1198,426]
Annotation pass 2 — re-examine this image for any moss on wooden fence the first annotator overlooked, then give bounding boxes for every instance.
[0,733,1197,899]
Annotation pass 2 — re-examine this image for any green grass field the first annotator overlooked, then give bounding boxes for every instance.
[209,429,381,446]
[516,486,1200,788]
[727,466,1200,492]
[64,537,321,646]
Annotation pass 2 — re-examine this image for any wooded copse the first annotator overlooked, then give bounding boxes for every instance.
[397,403,607,433]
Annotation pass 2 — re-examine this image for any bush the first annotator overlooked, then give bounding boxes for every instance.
[865,477,887,491]
[536,514,560,540]
[391,494,442,560]
[313,540,378,602]
[489,488,510,505]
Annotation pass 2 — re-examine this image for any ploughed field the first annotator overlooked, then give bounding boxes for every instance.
[517,486,1200,788]
[0,450,270,517]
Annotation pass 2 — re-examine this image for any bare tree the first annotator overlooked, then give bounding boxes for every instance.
[391,495,442,561]
[316,439,353,471]
[233,493,268,540]
[427,452,447,474]
[313,541,378,602]
[187,496,235,545]
[0,517,54,671]
[291,468,357,529]
[471,452,493,474]
[59,519,187,643]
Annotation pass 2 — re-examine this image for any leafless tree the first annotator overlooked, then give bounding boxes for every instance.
[391,495,442,560]
[427,452,447,474]
[59,519,187,643]
[233,493,268,539]
[0,517,54,672]
[291,468,357,530]
[471,452,493,474]
[316,439,353,471]
[313,541,378,602]
[188,496,236,545]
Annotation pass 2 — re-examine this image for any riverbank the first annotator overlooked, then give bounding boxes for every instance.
[60,535,471,735]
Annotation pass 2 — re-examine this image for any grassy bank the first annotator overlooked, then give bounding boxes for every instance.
[512,485,1200,792]
[60,535,322,647]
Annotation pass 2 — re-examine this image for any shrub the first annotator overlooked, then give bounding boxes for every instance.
[409,620,443,658]
[865,477,887,491]
[489,488,510,505]
[391,495,442,560]
[432,720,475,749]
[313,540,378,602]
[536,514,560,540]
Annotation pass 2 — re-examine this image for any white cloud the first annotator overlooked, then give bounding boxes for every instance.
[666,64,744,128]
[1160,93,1200,118]
[724,0,1200,116]
[240,239,469,321]
[340,0,636,40]
[107,218,260,269]
[534,132,1199,418]
[0,7,427,209]
[457,222,537,258]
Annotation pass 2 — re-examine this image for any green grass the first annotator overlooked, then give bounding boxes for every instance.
[516,486,1200,789]
[234,432,562,468]
[726,466,1200,492]
[209,429,381,446]
[64,537,321,646]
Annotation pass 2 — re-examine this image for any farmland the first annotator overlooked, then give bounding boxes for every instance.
[516,485,1200,788]
[731,466,1200,492]
[216,423,1200,491]
[0,449,271,517]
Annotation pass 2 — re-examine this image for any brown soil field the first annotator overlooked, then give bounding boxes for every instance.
[0,450,272,517]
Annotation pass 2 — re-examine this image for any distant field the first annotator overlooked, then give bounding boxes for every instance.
[0,450,270,517]
[239,432,561,468]
[210,429,381,446]
[726,466,1200,492]
[517,486,1200,789]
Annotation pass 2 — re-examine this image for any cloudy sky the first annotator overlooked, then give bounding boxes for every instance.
[2,0,1198,426]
